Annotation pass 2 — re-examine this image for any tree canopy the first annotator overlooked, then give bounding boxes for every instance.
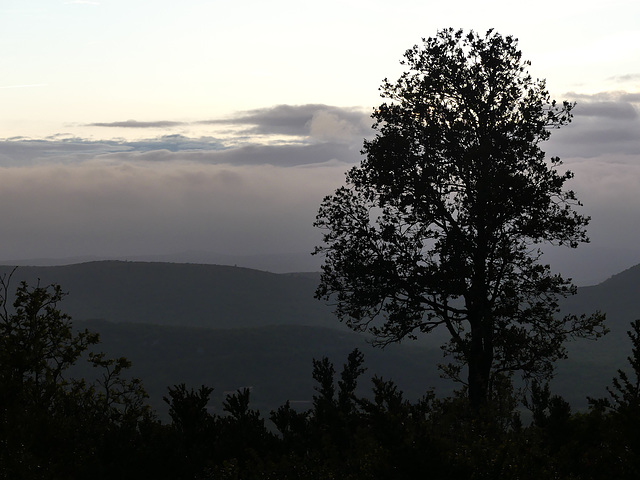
[313,28,605,409]
[0,271,150,477]
[0,268,635,478]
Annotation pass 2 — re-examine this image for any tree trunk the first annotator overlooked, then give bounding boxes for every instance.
[468,321,492,411]
[467,252,493,412]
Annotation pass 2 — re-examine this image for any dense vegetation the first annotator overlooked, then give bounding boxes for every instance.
[314,28,605,410]
[1,28,636,480]
[1,277,639,479]
[0,260,633,415]
[0,262,336,330]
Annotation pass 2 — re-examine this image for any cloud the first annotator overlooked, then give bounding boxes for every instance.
[85,142,359,168]
[2,100,639,284]
[543,90,640,276]
[200,104,373,142]
[607,73,640,83]
[0,133,358,260]
[183,142,360,167]
[0,134,359,168]
[573,101,637,120]
[565,90,640,105]
[0,106,367,263]
[0,138,131,166]
[547,90,640,158]
[122,135,227,153]
[561,153,640,255]
[0,158,349,261]
[308,110,365,142]
[87,120,187,128]
[80,105,374,146]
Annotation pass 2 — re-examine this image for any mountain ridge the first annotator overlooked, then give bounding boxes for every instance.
[0,260,342,330]
[2,259,639,414]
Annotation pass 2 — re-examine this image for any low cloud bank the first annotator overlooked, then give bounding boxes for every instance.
[0,159,349,260]
[0,98,638,283]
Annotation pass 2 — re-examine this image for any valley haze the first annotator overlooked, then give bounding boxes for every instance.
[0,97,639,287]
[0,2,638,287]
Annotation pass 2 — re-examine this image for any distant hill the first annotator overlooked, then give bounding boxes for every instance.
[560,263,640,363]
[3,260,639,415]
[0,250,323,274]
[70,320,446,419]
[2,258,636,343]
[544,263,640,406]
[564,263,640,333]
[0,261,338,330]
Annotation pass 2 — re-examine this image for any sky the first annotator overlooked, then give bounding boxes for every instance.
[0,0,639,285]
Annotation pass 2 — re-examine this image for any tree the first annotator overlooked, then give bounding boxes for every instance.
[587,320,640,478]
[590,319,640,416]
[0,271,99,409]
[0,272,99,475]
[0,270,153,477]
[313,28,605,410]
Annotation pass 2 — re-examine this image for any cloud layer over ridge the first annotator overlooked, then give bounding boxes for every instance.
[1,98,639,283]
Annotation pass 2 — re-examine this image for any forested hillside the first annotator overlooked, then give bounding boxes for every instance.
[0,261,336,329]
[1,260,639,414]
[2,276,639,479]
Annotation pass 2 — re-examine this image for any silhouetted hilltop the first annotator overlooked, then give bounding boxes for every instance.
[2,260,639,412]
[562,262,640,341]
[0,261,339,330]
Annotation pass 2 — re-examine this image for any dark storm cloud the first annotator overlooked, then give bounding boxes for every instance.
[87,120,187,128]
[199,104,373,140]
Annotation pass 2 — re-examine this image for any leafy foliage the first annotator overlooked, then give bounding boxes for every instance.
[0,272,151,479]
[314,28,605,408]
[585,319,640,478]
[590,319,640,414]
[0,274,638,480]
[0,273,99,401]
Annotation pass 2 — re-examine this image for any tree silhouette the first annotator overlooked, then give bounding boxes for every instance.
[0,271,152,478]
[314,28,605,410]
[591,319,640,415]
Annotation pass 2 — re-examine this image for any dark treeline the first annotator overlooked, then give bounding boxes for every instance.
[1,279,639,479]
